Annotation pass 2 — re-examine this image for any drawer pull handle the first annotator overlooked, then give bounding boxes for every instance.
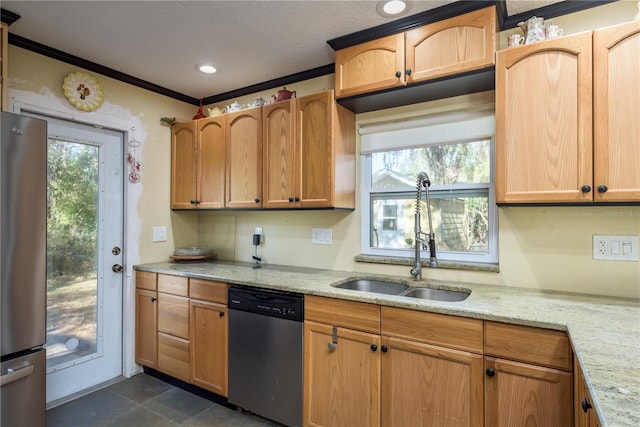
[327,326,338,351]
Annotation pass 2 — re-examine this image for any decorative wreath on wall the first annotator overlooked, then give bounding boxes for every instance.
[63,72,104,111]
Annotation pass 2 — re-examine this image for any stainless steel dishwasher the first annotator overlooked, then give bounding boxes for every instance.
[228,286,304,427]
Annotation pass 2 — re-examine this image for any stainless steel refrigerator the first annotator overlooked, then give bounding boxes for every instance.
[1,111,47,426]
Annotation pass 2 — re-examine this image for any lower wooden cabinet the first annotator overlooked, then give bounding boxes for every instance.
[484,321,573,427]
[304,320,381,427]
[135,288,157,368]
[484,357,573,427]
[190,299,228,396]
[574,356,600,427]
[157,332,190,382]
[381,336,484,427]
[135,272,228,396]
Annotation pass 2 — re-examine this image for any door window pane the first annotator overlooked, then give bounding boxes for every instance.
[46,139,99,369]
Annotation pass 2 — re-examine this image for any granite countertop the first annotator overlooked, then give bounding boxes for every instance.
[134,260,640,427]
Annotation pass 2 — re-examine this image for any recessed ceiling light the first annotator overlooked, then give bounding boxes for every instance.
[383,0,406,15]
[196,64,217,74]
[377,0,410,17]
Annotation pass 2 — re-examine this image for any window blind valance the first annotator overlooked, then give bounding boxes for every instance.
[359,109,495,154]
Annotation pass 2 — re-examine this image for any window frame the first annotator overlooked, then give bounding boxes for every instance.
[359,112,498,265]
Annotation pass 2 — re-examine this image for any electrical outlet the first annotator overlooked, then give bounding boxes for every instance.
[312,227,332,245]
[593,235,639,261]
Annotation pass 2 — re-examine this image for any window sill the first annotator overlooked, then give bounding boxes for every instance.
[354,254,500,273]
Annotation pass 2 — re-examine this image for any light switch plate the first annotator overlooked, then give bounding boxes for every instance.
[593,235,638,261]
[312,227,332,245]
[152,226,167,242]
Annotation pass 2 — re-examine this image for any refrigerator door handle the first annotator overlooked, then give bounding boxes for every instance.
[0,364,35,387]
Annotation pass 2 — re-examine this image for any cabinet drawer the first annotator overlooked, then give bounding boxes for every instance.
[158,294,189,339]
[189,279,227,304]
[135,271,157,291]
[157,332,190,382]
[485,321,572,371]
[305,295,380,334]
[381,306,483,353]
[158,274,188,296]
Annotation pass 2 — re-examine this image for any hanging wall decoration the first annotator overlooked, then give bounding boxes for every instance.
[63,71,104,111]
[127,127,143,183]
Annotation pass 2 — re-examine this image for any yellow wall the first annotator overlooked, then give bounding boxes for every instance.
[7,1,639,299]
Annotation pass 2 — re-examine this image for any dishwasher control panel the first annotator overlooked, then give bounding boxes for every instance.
[228,286,304,322]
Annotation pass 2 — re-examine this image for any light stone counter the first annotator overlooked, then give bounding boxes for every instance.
[134,260,640,427]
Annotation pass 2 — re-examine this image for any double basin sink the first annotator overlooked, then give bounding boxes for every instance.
[333,279,470,302]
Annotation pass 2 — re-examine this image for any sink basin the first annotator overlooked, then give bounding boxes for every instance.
[334,280,409,295]
[401,287,470,302]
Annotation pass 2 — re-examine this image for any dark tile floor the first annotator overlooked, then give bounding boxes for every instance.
[46,373,278,427]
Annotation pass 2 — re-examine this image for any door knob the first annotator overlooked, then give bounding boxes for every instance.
[112,264,123,273]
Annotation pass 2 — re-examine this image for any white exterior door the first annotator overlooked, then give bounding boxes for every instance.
[31,114,124,404]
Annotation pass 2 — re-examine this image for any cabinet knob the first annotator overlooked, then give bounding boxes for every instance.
[190,199,197,205]
[406,69,412,76]
[381,345,388,353]
[151,297,157,302]
[370,344,378,352]
[485,368,495,377]
[395,71,402,78]
[254,198,260,203]
[288,197,294,203]
[219,311,225,317]
[597,185,608,193]
[581,398,593,413]
[581,185,592,193]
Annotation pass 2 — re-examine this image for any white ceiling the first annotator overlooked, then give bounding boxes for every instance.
[3,1,568,102]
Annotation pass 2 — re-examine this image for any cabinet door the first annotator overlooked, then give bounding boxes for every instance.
[406,6,495,84]
[296,92,334,208]
[485,357,573,427]
[574,356,600,427]
[171,121,197,209]
[304,321,380,427]
[197,117,226,208]
[190,300,228,396]
[262,100,297,208]
[135,289,157,368]
[226,109,262,208]
[381,336,483,427]
[335,33,405,98]
[593,21,640,202]
[496,32,593,203]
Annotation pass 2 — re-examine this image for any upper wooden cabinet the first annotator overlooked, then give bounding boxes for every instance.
[262,90,356,209]
[171,121,197,209]
[593,20,640,202]
[170,117,226,209]
[496,21,640,204]
[496,31,593,204]
[335,33,405,98]
[405,6,496,84]
[335,6,496,99]
[225,108,263,208]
